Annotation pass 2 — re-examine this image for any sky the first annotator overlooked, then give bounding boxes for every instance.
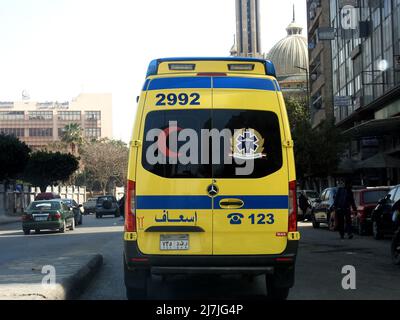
[0,0,307,143]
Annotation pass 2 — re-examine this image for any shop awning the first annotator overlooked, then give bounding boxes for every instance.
[343,116,400,138]
[355,153,400,169]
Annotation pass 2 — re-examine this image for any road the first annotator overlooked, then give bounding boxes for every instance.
[1,217,400,300]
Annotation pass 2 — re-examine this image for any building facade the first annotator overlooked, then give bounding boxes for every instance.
[232,0,263,58]
[329,0,400,186]
[0,93,112,150]
[307,0,335,129]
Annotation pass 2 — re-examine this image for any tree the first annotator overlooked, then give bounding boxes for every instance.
[285,98,314,180]
[60,123,83,155]
[0,134,31,182]
[79,138,129,194]
[285,98,345,183]
[23,151,79,192]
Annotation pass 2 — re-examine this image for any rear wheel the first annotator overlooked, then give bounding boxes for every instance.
[391,229,400,265]
[312,214,320,229]
[124,258,149,300]
[23,229,30,235]
[373,221,383,240]
[59,220,67,233]
[69,218,75,231]
[266,277,289,300]
[357,219,365,236]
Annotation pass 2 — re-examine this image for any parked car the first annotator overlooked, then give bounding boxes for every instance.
[22,199,75,235]
[371,184,400,240]
[95,195,120,218]
[63,198,83,226]
[391,209,400,265]
[297,190,319,221]
[311,187,337,229]
[83,197,98,215]
[351,187,391,235]
[34,192,61,201]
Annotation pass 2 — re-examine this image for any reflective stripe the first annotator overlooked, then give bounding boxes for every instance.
[144,77,276,92]
[136,195,288,210]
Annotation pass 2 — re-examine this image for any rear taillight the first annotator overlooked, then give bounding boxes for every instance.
[125,180,136,232]
[288,180,297,232]
[54,212,61,220]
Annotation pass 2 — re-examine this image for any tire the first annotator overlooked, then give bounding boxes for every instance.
[312,214,320,229]
[69,218,75,231]
[96,213,100,219]
[266,278,290,300]
[124,258,149,300]
[357,219,365,236]
[373,221,383,240]
[35,229,40,234]
[391,229,400,265]
[23,229,30,235]
[59,220,67,233]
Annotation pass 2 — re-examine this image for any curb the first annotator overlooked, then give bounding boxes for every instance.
[61,254,104,300]
[0,254,104,300]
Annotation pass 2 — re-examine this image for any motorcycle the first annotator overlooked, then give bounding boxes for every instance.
[391,209,400,265]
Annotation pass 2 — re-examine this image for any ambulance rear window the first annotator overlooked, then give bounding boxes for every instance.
[142,109,283,179]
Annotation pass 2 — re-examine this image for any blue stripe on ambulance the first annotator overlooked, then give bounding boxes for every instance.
[145,77,276,91]
[136,195,288,210]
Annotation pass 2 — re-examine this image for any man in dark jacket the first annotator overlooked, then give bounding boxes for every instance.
[334,180,357,239]
[299,192,310,220]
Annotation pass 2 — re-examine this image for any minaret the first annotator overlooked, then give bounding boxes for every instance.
[234,0,262,58]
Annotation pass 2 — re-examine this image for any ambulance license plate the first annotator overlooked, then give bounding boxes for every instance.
[160,234,189,250]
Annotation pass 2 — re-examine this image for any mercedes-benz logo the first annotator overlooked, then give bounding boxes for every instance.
[207,184,219,197]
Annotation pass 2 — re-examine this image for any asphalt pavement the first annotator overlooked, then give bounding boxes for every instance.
[1,216,399,300]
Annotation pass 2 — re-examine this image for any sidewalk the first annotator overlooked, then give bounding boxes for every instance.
[0,254,103,300]
[0,213,21,226]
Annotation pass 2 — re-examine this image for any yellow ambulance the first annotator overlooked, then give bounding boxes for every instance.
[123,57,300,300]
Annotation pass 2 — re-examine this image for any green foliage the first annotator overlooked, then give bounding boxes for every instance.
[23,151,79,192]
[60,123,83,154]
[285,98,345,180]
[0,134,31,181]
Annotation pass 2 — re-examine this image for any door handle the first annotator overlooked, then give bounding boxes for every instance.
[219,198,244,209]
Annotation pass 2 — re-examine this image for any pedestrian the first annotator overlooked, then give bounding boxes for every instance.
[298,191,310,220]
[333,179,357,239]
[119,195,126,220]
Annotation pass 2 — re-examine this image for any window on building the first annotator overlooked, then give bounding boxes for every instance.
[58,111,81,121]
[85,111,101,121]
[85,128,101,138]
[0,111,24,120]
[29,128,53,137]
[28,111,53,121]
[0,128,25,137]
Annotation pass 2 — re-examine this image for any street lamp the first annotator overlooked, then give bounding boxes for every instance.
[295,66,310,109]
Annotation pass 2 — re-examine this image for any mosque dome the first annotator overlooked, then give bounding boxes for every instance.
[266,10,309,80]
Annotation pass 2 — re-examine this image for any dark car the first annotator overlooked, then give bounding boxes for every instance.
[95,195,120,218]
[371,184,400,240]
[311,187,337,229]
[63,198,83,226]
[392,209,400,265]
[351,187,391,235]
[22,200,75,234]
[34,192,61,201]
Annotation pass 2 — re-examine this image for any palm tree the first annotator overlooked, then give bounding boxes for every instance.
[60,123,83,155]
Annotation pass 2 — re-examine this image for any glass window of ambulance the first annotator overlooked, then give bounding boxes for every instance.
[142,109,212,178]
[142,109,283,178]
